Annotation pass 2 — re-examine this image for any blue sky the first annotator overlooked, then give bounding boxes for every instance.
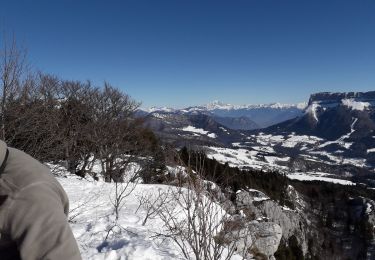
[1,0,374,108]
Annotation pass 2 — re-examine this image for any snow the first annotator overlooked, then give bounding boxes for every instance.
[148,107,176,113]
[205,100,306,111]
[264,156,289,164]
[181,126,209,135]
[59,177,180,259]
[59,175,245,260]
[250,133,285,146]
[342,99,371,111]
[219,127,228,133]
[251,146,275,153]
[250,133,322,151]
[305,103,319,122]
[151,113,167,119]
[205,146,289,171]
[318,118,357,150]
[181,126,216,138]
[232,142,246,148]
[282,135,322,148]
[366,203,373,214]
[251,192,270,202]
[207,133,217,138]
[287,172,354,185]
[309,150,367,167]
[367,148,375,153]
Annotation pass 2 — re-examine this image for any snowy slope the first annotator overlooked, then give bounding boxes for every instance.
[59,176,182,260]
[58,175,246,260]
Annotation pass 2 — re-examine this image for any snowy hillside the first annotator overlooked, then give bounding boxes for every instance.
[60,176,182,260]
[56,161,375,260]
[58,173,259,260]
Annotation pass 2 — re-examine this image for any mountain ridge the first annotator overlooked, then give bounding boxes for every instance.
[142,100,306,129]
[144,100,307,113]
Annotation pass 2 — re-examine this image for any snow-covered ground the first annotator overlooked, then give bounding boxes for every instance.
[282,135,322,148]
[205,146,289,170]
[59,174,244,260]
[59,176,182,260]
[204,146,359,186]
[287,172,354,185]
[180,126,217,138]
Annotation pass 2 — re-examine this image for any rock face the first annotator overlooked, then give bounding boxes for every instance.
[227,219,282,260]
[235,186,375,260]
[308,91,375,105]
[236,189,309,255]
[258,91,375,169]
[248,222,282,259]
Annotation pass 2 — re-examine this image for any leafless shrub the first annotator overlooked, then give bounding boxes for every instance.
[154,153,254,260]
[112,180,138,220]
[135,188,172,226]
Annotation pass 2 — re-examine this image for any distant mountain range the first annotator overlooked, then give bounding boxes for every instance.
[142,100,307,129]
[140,91,375,186]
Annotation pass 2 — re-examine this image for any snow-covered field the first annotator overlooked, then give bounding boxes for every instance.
[205,146,289,170]
[181,126,217,138]
[287,172,354,185]
[59,176,182,260]
[59,174,244,260]
[204,146,359,186]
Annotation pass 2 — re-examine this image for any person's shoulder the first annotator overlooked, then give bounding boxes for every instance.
[2,147,57,191]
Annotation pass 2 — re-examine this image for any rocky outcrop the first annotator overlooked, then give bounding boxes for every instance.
[235,186,375,260]
[236,189,309,256]
[308,91,375,105]
[226,218,282,260]
[248,222,282,259]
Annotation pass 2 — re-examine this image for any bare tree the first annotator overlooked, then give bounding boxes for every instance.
[4,73,63,161]
[0,33,27,140]
[92,83,141,182]
[58,80,99,176]
[135,188,172,226]
[89,83,157,219]
[155,152,254,260]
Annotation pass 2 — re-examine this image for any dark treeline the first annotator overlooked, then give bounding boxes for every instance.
[291,180,375,259]
[178,147,375,260]
[178,147,291,206]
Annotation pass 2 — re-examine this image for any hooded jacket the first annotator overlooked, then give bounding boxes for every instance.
[0,141,81,260]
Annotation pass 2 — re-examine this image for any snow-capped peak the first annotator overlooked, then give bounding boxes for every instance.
[147,106,176,113]
[204,101,307,111]
[205,100,234,110]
